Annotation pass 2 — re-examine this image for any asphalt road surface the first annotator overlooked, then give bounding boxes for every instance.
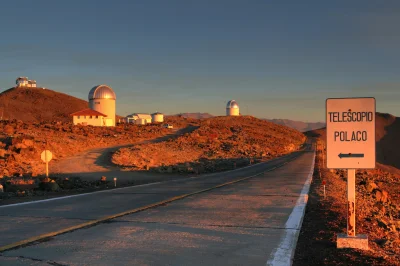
[0,144,315,266]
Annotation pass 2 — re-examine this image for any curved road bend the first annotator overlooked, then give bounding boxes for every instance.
[0,142,315,266]
[51,125,199,183]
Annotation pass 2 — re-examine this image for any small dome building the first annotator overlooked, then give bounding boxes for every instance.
[226,100,240,116]
[88,85,116,126]
[151,112,164,123]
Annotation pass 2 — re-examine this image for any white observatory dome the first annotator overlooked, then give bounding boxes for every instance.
[88,84,116,126]
[88,85,116,100]
[226,100,240,116]
[226,100,239,109]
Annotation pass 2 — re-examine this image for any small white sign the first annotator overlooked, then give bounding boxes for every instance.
[41,150,53,163]
[326,97,376,169]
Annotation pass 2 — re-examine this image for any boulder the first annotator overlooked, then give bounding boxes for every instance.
[375,190,383,202]
[366,182,378,193]
[39,180,60,192]
[375,202,386,215]
[4,125,14,135]
[374,189,389,203]
[377,218,389,229]
[381,190,389,203]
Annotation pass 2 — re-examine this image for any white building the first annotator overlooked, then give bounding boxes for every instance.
[151,112,164,123]
[126,113,152,124]
[70,109,108,126]
[28,80,37,87]
[135,118,147,125]
[16,77,36,88]
[88,85,116,126]
[226,100,240,116]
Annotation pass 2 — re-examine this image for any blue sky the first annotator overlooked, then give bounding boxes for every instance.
[0,0,399,122]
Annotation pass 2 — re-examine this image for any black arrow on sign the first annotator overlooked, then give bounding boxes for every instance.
[338,153,364,159]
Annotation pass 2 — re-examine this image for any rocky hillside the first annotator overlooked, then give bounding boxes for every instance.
[306,112,400,174]
[112,116,306,173]
[0,120,170,178]
[266,118,325,132]
[0,87,88,122]
[294,142,400,265]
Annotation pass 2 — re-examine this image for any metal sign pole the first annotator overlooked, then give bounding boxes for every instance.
[45,151,49,178]
[347,169,356,236]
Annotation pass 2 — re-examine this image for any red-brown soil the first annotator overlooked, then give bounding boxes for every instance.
[294,145,400,264]
[0,87,88,122]
[112,116,306,173]
[0,121,171,178]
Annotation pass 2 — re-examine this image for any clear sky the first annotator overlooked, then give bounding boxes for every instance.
[0,1,399,122]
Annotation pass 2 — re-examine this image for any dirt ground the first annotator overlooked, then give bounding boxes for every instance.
[112,116,306,173]
[293,140,400,266]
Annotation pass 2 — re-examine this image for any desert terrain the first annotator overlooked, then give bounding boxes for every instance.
[0,87,308,205]
[294,113,400,265]
[0,87,88,122]
[112,116,306,174]
[1,87,399,265]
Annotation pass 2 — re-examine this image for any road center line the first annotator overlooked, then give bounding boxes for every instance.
[0,153,304,253]
[0,151,299,209]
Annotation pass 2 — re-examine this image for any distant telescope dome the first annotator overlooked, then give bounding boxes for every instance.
[88,85,116,100]
[226,100,239,109]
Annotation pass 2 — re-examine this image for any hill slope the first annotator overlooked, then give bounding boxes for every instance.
[112,116,306,173]
[0,87,88,122]
[266,118,325,132]
[172,112,214,119]
[170,114,325,132]
[306,112,400,173]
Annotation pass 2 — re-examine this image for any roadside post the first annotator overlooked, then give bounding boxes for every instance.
[326,97,375,250]
[40,150,53,178]
[114,177,117,187]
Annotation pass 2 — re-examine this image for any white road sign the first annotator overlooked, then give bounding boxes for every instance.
[326,97,376,169]
[41,150,53,163]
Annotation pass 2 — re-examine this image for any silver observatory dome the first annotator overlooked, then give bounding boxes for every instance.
[226,100,239,109]
[88,85,116,100]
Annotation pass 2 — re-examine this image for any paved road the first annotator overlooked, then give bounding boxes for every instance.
[0,145,315,266]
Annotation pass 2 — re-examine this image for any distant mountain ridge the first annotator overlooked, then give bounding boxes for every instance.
[172,112,215,119]
[0,89,325,131]
[170,113,325,132]
[265,118,325,132]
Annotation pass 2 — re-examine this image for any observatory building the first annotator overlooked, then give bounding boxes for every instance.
[226,100,240,116]
[70,109,108,127]
[70,84,116,127]
[16,77,37,88]
[126,113,152,124]
[151,112,164,123]
[88,85,116,126]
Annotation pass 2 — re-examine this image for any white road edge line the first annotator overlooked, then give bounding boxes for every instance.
[266,151,316,266]
[0,152,299,209]
[0,181,164,209]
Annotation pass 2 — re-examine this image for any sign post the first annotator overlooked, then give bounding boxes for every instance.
[41,150,53,178]
[326,97,375,250]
